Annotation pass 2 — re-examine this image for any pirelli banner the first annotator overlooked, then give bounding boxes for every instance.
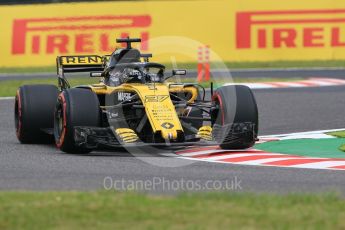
[2,0,345,67]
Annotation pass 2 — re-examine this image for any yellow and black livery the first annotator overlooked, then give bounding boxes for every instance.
[15,37,259,154]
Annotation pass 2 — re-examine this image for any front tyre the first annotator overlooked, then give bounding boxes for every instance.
[212,85,258,149]
[54,88,100,154]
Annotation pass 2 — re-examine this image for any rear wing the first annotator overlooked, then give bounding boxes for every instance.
[56,55,110,90]
[56,55,110,75]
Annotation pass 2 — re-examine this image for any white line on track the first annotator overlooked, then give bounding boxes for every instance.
[178,149,227,157]
[228,67,345,72]
[260,128,345,139]
[224,78,345,89]
[177,149,262,157]
[234,157,302,165]
[0,97,14,100]
[200,153,284,161]
[184,67,345,72]
[290,161,345,169]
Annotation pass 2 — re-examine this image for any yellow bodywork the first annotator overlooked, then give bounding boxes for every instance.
[90,82,198,140]
[115,128,139,143]
[196,126,213,141]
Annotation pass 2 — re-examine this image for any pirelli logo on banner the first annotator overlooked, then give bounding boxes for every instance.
[12,15,151,55]
[236,9,345,49]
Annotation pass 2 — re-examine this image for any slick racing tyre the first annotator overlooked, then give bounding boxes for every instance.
[15,85,58,143]
[212,85,258,149]
[54,88,100,154]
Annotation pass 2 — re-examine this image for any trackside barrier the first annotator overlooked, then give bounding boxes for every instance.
[204,45,210,82]
[197,45,210,83]
[197,46,204,82]
[2,1,345,67]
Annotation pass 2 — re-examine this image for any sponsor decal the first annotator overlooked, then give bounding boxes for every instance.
[161,122,174,129]
[6,1,345,66]
[12,15,151,55]
[128,69,142,79]
[236,9,345,49]
[60,55,105,65]
[118,92,132,101]
[145,95,169,102]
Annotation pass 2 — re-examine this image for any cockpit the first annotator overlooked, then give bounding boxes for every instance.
[102,38,165,86]
[106,62,165,86]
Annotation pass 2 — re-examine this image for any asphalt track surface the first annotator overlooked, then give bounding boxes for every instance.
[1,75,345,193]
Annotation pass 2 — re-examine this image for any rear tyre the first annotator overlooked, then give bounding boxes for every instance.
[15,85,58,143]
[54,88,100,154]
[212,85,258,149]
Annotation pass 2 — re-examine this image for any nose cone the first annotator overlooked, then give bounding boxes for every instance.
[161,129,178,141]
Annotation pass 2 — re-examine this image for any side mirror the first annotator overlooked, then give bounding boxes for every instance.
[164,69,187,81]
[90,72,103,77]
[172,69,187,76]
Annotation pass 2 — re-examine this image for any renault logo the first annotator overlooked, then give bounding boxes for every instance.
[161,122,174,129]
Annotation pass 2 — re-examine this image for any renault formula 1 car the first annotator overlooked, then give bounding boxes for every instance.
[15,38,258,153]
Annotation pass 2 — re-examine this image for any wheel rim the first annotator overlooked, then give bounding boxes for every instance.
[54,97,65,147]
[14,91,21,138]
[211,94,224,126]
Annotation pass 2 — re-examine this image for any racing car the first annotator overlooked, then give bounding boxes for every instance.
[15,37,258,153]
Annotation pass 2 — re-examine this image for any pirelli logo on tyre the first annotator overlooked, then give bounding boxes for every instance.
[236,9,345,49]
[12,15,151,55]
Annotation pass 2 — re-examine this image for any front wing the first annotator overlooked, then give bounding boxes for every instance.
[74,122,256,149]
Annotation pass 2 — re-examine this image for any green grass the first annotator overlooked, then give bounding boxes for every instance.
[2,60,345,73]
[0,77,302,97]
[326,131,345,152]
[327,131,345,138]
[0,78,99,97]
[340,145,345,152]
[0,66,56,73]
[0,191,344,230]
